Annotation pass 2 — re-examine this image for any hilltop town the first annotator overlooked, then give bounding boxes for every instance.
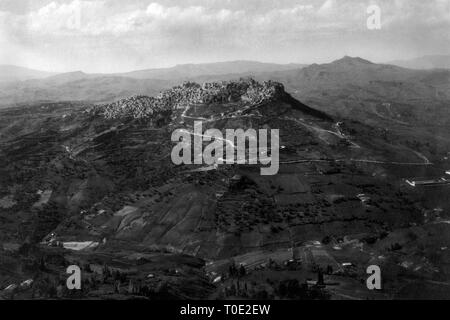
[91,79,286,120]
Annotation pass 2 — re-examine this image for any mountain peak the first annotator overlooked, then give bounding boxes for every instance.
[333,56,374,65]
[64,70,86,75]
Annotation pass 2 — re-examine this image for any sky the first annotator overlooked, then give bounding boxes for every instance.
[0,0,449,73]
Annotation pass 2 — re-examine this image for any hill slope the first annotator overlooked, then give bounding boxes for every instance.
[388,55,450,70]
[0,65,56,83]
[1,79,449,299]
[119,60,306,80]
[252,56,450,126]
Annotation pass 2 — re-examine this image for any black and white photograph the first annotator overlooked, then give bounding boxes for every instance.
[0,0,450,306]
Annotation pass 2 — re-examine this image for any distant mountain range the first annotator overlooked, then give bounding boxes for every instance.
[250,56,450,125]
[1,56,449,133]
[260,56,422,92]
[119,60,306,80]
[387,55,450,70]
[2,55,449,85]
[0,65,56,82]
[0,60,306,84]
[0,61,306,107]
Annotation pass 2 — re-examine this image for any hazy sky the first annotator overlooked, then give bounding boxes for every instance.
[0,0,449,72]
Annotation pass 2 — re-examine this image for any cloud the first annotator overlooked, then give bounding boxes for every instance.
[25,1,97,33]
[0,0,449,72]
[12,1,245,36]
[3,1,353,37]
[8,0,448,38]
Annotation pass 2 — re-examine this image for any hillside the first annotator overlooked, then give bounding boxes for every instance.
[1,78,449,299]
[0,76,172,107]
[0,60,306,108]
[119,60,306,80]
[388,55,450,70]
[2,56,450,166]
[0,65,56,83]
[250,56,450,127]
